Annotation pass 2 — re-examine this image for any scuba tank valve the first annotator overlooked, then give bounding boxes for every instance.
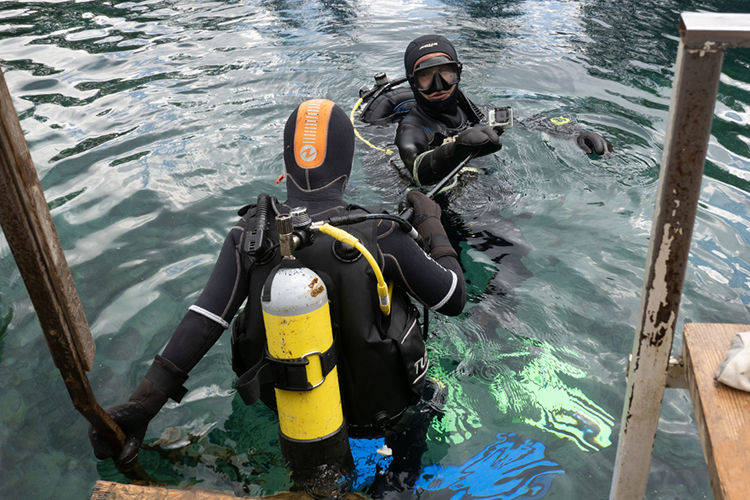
[374,72,389,88]
[276,213,295,258]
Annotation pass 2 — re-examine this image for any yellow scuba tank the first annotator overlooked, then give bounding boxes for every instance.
[261,212,352,473]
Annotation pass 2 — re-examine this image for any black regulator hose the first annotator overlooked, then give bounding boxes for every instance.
[245,193,269,255]
[325,212,423,247]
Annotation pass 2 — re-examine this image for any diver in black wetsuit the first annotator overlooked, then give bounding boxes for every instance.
[89,100,466,489]
[395,34,613,186]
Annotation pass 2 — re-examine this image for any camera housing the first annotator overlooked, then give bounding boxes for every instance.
[488,106,513,129]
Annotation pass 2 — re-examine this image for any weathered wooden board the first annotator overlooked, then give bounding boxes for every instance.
[683,323,750,500]
[90,480,371,499]
[0,67,96,369]
[91,481,242,499]
[0,67,132,466]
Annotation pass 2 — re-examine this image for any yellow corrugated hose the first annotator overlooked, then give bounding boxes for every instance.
[349,97,393,156]
[317,222,391,316]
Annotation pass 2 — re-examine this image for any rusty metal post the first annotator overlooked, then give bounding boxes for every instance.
[0,67,146,477]
[610,13,750,500]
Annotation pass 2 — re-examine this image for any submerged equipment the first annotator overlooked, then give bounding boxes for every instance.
[350,73,414,155]
[355,73,411,125]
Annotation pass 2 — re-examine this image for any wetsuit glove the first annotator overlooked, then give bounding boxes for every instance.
[88,355,188,465]
[576,130,613,156]
[453,125,502,159]
[404,191,457,260]
[417,126,502,185]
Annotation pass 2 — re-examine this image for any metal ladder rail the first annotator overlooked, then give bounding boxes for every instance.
[609,12,750,500]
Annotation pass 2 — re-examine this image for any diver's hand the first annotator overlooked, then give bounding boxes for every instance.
[402,191,456,259]
[576,130,613,156]
[417,126,502,185]
[89,401,153,465]
[455,126,502,158]
[403,190,441,229]
[89,373,171,464]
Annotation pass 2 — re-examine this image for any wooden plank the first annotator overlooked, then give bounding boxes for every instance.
[0,66,95,367]
[683,323,750,500]
[0,67,146,475]
[90,480,370,499]
[91,481,243,499]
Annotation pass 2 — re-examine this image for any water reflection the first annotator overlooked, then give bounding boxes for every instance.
[427,323,614,452]
[416,432,564,500]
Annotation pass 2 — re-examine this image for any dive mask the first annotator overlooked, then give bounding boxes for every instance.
[411,56,462,94]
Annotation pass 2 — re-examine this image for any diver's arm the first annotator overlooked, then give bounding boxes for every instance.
[396,120,502,186]
[160,220,249,371]
[378,191,466,316]
[516,113,613,156]
[396,118,472,186]
[378,221,465,316]
[395,119,430,176]
[89,220,250,464]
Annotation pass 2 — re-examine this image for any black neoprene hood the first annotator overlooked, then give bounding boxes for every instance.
[404,34,459,77]
[403,34,462,117]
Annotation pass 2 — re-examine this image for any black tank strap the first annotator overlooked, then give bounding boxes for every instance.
[268,342,338,392]
[235,341,338,404]
[235,355,272,405]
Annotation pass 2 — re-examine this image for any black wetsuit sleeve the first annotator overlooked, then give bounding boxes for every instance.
[395,119,429,175]
[516,113,613,156]
[395,118,468,186]
[160,218,249,373]
[377,220,466,316]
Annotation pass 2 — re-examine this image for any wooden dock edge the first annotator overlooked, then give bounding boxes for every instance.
[91,481,243,499]
[683,323,750,500]
[90,480,372,499]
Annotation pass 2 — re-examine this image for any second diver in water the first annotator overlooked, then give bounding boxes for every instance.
[388,34,614,186]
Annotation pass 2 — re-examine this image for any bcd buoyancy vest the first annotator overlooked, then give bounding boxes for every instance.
[231,204,427,437]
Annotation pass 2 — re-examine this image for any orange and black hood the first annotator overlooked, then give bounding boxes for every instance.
[283,99,354,215]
